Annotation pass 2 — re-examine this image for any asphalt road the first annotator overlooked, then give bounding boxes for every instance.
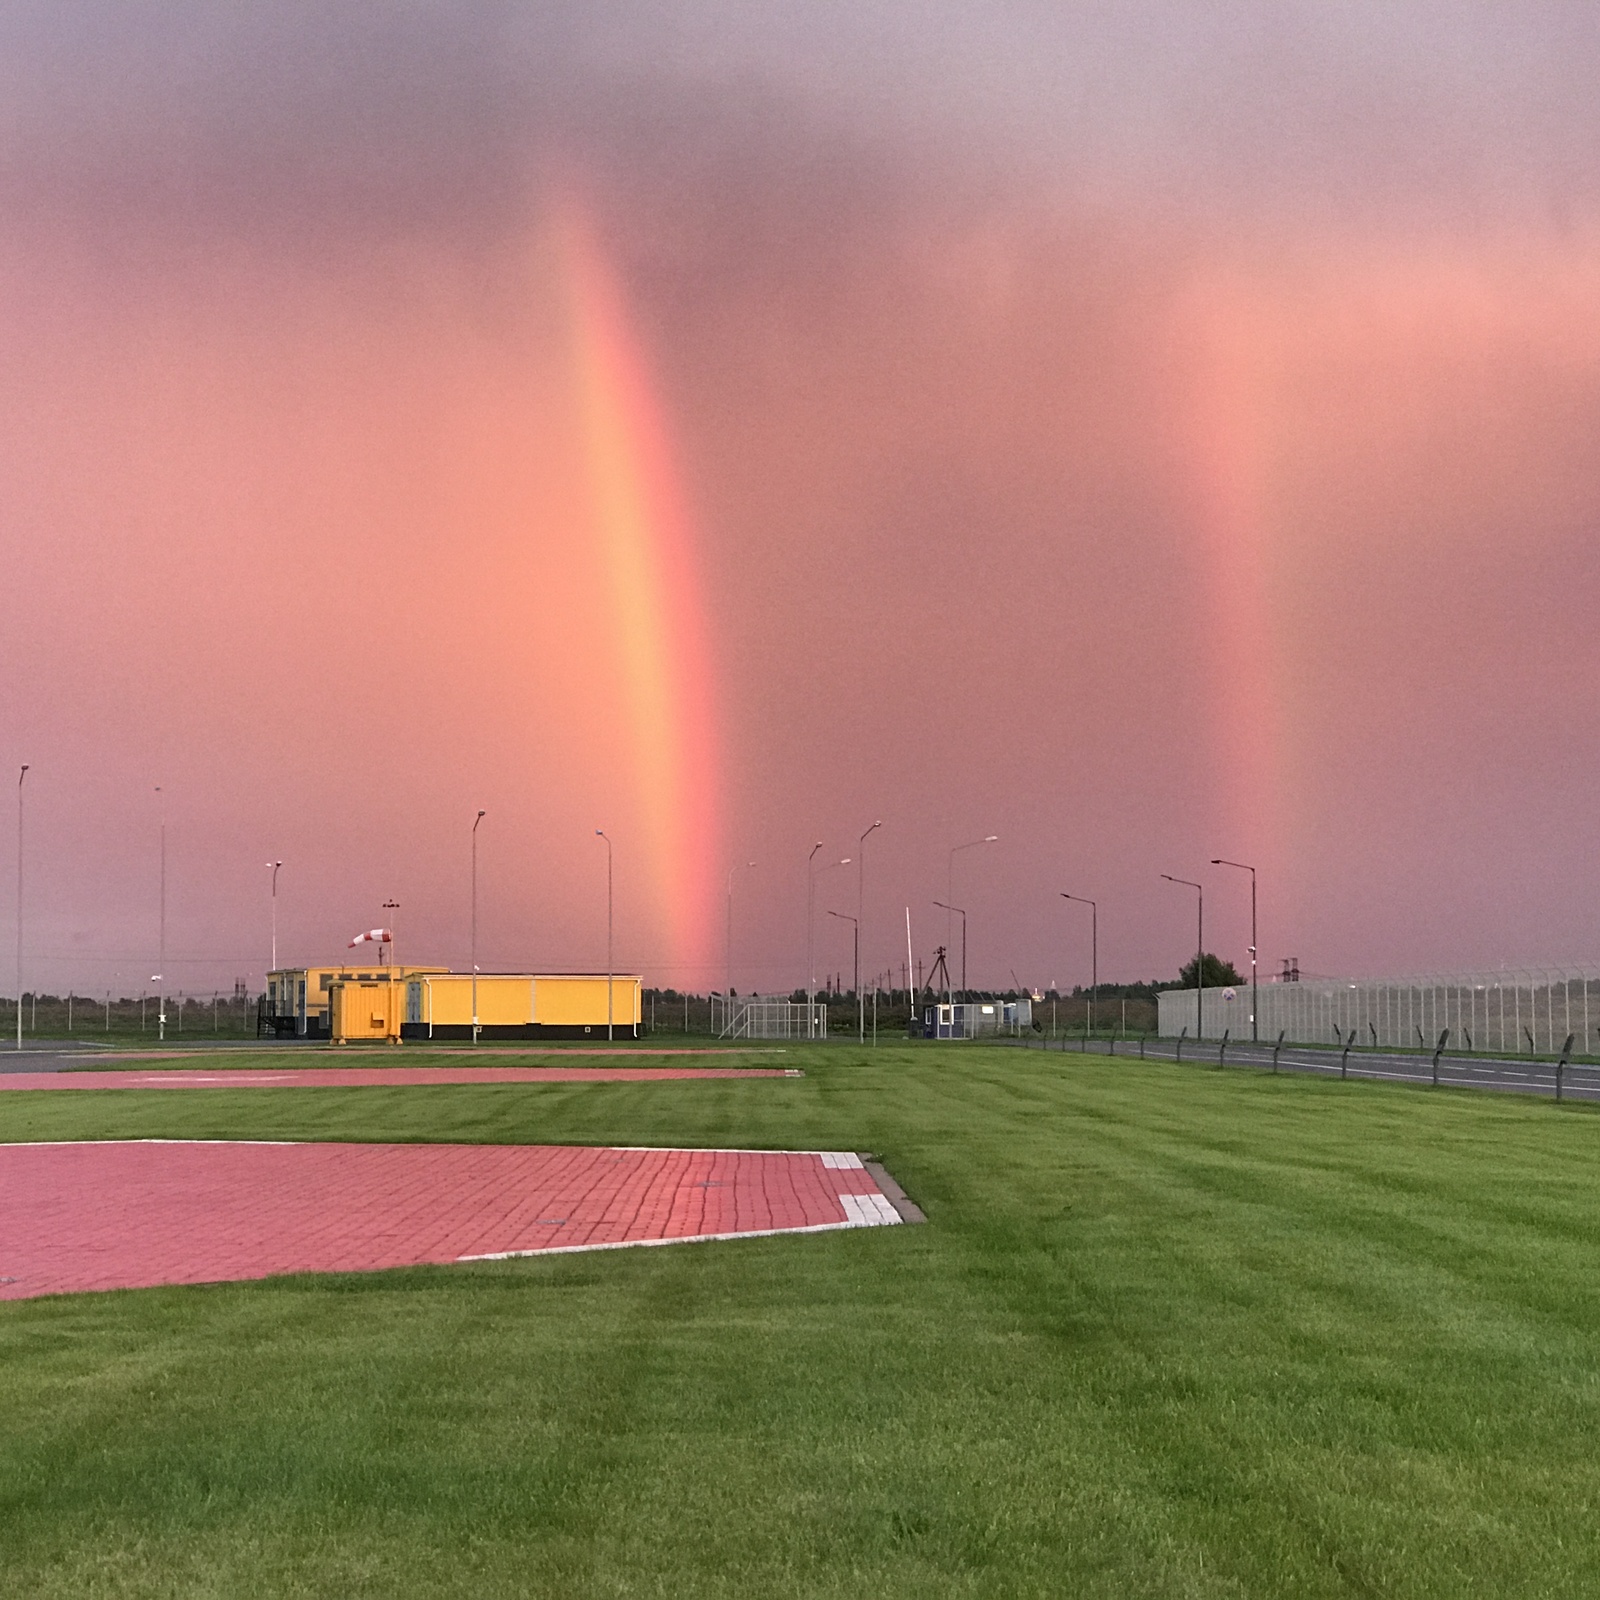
[0,1040,299,1074]
[1024,1034,1600,1101]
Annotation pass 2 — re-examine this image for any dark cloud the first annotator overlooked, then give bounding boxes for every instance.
[6,2,1600,248]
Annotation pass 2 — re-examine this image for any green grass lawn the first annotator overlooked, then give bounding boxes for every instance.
[4,1047,1600,1597]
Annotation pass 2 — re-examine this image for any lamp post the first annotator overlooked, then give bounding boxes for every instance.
[267,859,282,976]
[595,830,613,1041]
[726,859,755,1021]
[932,901,965,1006]
[811,855,851,1030]
[15,765,27,1050]
[472,810,486,1044]
[157,786,166,1042]
[947,835,997,997]
[1160,874,1203,1040]
[857,820,881,1044]
[828,911,858,1037]
[805,842,822,1038]
[1060,894,1097,1040]
[1210,858,1257,1042]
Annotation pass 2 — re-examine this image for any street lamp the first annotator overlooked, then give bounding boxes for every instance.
[857,820,881,1045]
[805,842,822,1038]
[1060,894,1097,1040]
[472,810,486,1044]
[806,845,851,1038]
[380,898,400,1044]
[267,860,282,976]
[726,859,756,1018]
[15,765,27,1050]
[1160,874,1203,1041]
[947,835,997,997]
[811,855,851,1019]
[1210,858,1257,1042]
[595,830,613,1041]
[932,901,965,1004]
[827,911,858,1035]
[157,786,166,1042]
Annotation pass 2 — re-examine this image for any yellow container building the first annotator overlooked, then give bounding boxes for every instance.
[328,976,408,1044]
[262,965,447,1039]
[402,973,642,1041]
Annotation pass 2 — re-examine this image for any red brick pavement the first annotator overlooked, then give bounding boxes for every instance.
[0,1065,795,1093]
[0,1142,903,1300]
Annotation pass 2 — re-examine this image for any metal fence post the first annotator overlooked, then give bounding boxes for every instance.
[1272,1029,1284,1073]
[1341,1029,1354,1079]
[1557,1032,1575,1101]
[1218,1028,1229,1068]
[1431,1028,1450,1086]
[1176,1027,1186,1063]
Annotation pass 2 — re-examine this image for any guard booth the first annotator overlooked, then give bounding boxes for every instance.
[920,998,1034,1039]
[401,973,643,1040]
[260,965,447,1039]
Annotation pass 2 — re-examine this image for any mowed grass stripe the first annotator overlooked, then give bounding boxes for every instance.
[3,1047,1600,1596]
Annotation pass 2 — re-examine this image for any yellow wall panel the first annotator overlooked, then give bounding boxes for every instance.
[416,976,534,1027]
[535,976,640,1026]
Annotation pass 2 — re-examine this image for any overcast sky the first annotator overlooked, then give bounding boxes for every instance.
[4,3,1600,995]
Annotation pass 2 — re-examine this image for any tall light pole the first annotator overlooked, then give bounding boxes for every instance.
[382,898,400,1042]
[857,820,881,1043]
[472,810,486,1044]
[596,830,612,1041]
[1210,858,1257,1042]
[157,786,166,1042]
[1161,874,1203,1040]
[15,765,27,1050]
[267,860,282,975]
[828,911,857,1037]
[932,901,966,1002]
[1060,894,1097,1039]
[805,842,822,1038]
[726,859,755,1016]
[810,854,851,1029]
[947,835,997,997]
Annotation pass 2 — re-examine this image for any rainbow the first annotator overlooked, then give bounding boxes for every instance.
[550,202,722,975]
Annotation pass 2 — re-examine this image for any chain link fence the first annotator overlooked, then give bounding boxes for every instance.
[716,998,829,1040]
[1158,967,1600,1053]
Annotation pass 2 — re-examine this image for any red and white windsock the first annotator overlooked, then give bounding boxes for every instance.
[348,928,393,948]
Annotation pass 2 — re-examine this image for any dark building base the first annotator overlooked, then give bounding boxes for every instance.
[257,1015,330,1040]
[399,1023,641,1042]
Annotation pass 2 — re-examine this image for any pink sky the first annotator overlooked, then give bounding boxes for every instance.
[2,7,1599,998]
